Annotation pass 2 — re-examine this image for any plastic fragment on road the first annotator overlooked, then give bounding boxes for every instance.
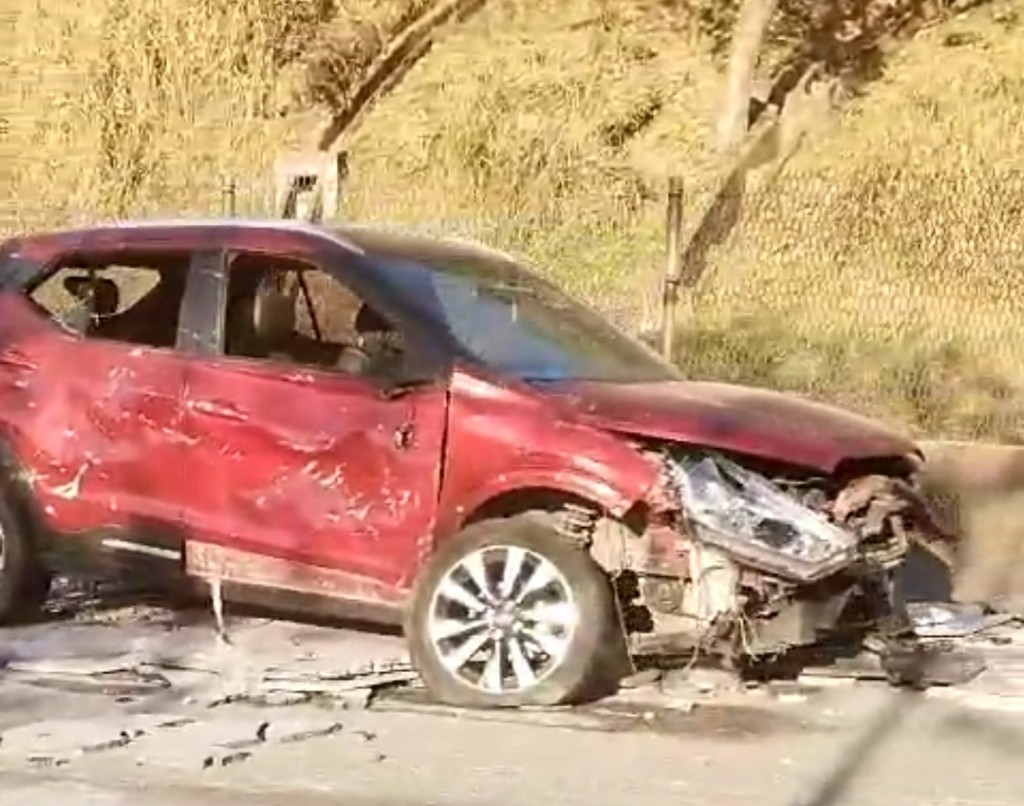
[907,602,1016,639]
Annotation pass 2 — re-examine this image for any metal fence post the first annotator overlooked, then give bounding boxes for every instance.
[221,176,237,217]
[661,176,684,361]
[336,150,349,215]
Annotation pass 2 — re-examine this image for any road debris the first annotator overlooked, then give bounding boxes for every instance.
[922,620,1024,713]
[659,666,742,698]
[1,601,416,708]
[798,645,987,687]
[907,601,1016,638]
[2,581,1023,784]
[0,714,181,766]
[619,668,662,689]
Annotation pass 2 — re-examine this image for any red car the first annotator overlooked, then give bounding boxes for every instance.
[0,220,947,706]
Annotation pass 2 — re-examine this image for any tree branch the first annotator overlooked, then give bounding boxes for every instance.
[715,0,780,152]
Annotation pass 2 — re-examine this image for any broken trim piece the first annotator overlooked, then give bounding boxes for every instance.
[100,538,182,562]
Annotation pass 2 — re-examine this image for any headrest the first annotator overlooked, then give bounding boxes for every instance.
[92,280,121,317]
[252,281,295,344]
[63,275,120,317]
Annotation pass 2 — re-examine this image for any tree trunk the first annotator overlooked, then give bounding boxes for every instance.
[715,0,779,152]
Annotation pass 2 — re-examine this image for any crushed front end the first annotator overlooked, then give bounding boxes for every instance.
[598,448,952,669]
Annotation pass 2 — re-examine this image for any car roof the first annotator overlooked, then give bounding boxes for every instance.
[3,218,523,271]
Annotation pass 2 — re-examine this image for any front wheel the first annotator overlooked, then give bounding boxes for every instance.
[405,514,625,708]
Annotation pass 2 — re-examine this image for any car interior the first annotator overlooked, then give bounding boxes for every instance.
[26,251,406,380]
[223,255,405,378]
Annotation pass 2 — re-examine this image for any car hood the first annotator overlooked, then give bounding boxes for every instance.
[536,379,918,473]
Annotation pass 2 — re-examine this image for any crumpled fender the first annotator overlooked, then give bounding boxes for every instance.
[436,369,666,537]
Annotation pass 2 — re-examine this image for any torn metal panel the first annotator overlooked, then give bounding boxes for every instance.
[907,602,1016,639]
[833,472,955,569]
[668,452,858,583]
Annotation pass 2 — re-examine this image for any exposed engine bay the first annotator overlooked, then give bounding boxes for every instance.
[587,448,955,666]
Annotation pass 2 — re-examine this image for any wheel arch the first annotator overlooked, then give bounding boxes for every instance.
[437,465,654,542]
[461,487,602,527]
[437,485,653,577]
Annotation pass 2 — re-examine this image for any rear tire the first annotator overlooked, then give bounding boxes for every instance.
[0,490,50,625]
[405,513,625,708]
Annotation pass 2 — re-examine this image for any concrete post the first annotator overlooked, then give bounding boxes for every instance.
[272,150,347,222]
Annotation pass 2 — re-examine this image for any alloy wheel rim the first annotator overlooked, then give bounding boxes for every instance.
[427,545,580,695]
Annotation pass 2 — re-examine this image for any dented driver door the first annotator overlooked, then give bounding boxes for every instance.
[175,248,448,600]
[178,361,448,595]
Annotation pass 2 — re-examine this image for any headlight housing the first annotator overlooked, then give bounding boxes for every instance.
[666,451,858,582]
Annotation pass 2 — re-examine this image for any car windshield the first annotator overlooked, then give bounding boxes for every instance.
[360,241,681,384]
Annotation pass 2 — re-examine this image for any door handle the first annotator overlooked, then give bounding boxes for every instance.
[393,422,415,450]
[191,398,249,423]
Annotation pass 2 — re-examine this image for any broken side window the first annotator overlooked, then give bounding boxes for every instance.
[25,253,191,349]
[222,252,405,379]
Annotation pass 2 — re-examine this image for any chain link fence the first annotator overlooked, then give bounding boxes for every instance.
[4,162,1024,442]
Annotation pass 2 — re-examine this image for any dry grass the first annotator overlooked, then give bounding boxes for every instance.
[344,0,1024,440]
[0,0,425,229]
[3,0,1024,439]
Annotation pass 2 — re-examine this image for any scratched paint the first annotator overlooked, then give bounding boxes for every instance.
[176,356,446,589]
[0,295,189,534]
[434,368,667,540]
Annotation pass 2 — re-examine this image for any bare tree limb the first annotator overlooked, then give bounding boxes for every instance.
[681,61,835,290]
[715,0,780,152]
[315,0,489,153]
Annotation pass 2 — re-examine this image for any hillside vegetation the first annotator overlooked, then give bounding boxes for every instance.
[2,0,1024,440]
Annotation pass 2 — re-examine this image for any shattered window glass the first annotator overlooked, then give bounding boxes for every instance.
[27,259,188,349]
[32,265,159,319]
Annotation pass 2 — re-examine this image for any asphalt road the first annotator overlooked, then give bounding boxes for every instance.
[1,667,1023,806]
[0,600,1022,806]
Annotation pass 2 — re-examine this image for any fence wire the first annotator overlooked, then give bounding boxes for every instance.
[3,164,1024,442]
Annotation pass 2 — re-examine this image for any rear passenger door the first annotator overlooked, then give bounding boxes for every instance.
[0,248,197,562]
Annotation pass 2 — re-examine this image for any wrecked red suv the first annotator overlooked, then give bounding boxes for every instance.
[0,220,947,706]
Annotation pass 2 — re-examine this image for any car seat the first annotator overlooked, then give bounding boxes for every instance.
[225,276,296,360]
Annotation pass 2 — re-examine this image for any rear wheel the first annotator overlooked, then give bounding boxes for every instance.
[0,491,50,624]
[405,514,625,708]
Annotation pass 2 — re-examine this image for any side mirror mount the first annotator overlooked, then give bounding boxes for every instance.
[374,357,441,400]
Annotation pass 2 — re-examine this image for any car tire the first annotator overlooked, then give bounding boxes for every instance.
[0,490,50,625]
[405,513,625,708]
